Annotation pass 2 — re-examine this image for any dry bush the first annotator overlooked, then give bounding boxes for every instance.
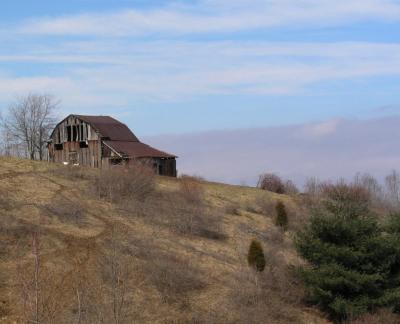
[227,261,304,324]
[15,264,72,323]
[255,195,276,217]
[302,177,325,207]
[50,164,94,181]
[13,231,75,324]
[264,225,285,246]
[145,250,206,306]
[302,178,373,217]
[168,193,227,240]
[133,184,227,240]
[0,188,13,211]
[94,164,155,203]
[245,202,259,214]
[285,200,310,232]
[284,180,299,195]
[93,224,139,323]
[45,197,85,225]
[350,309,400,324]
[384,170,400,211]
[354,173,384,207]
[179,175,204,204]
[0,218,38,260]
[258,173,286,194]
[180,174,205,182]
[225,202,241,215]
[197,232,304,324]
[319,180,371,216]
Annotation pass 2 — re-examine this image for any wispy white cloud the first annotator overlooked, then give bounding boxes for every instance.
[0,0,399,110]
[301,118,342,137]
[0,40,399,107]
[16,0,400,37]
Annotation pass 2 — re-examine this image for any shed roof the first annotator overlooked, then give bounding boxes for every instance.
[104,140,176,159]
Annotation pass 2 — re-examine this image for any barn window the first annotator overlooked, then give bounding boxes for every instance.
[79,125,85,140]
[72,126,77,141]
[54,143,63,150]
[66,126,72,141]
[79,141,88,148]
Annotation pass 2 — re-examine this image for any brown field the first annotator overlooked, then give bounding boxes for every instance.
[0,157,329,323]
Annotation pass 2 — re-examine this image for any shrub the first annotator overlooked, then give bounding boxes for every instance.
[46,197,85,225]
[226,202,241,215]
[275,201,288,231]
[140,190,227,241]
[51,164,94,180]
[146,251,206,305]
[0,188,13,211]
[350,308,400,324]
[258,173,285,194]
[179,175,204,204]
[320,181,371,217]
[255,196,275,216]
[94,164,155,203]
[284,180,299,195]
[247,240,266,272]
[295,182,400,321]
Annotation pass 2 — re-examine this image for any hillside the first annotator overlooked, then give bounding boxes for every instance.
[0,157,328,324]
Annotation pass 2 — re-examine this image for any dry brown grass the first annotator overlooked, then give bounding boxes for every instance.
[349,309,400,324]
[0,157,330,324]
[44,197,86,225]
[178,175,205,204]
[145,251,206,306]
[93,165,155,203]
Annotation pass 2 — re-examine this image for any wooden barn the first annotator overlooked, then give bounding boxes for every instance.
[47,114,177,176]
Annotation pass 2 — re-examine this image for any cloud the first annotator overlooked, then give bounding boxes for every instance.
[16,0,400,37]
[0,41,399,106]
[302,119,342,137]
[144,116,400,186]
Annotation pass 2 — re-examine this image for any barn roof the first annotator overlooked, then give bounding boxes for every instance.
[75,115,139,142]
[51,114,176,159]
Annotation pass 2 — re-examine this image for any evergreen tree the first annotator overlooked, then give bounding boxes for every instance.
[247,240,266,272]
[275,201,288,230]
[295,184,400,321]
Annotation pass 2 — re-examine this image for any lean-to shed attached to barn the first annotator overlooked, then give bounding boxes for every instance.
[47,114,177,176]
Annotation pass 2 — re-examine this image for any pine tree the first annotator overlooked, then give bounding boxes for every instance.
[295,184,400,321]
[247,240,266,272]
[275,201,288,230]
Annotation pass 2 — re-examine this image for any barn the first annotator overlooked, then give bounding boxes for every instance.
[47,114,177,176]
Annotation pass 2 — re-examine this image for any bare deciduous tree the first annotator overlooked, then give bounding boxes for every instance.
[385,170,400,210]
[1,94,58,160]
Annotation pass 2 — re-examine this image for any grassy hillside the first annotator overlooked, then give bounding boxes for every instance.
[0,157,328,323]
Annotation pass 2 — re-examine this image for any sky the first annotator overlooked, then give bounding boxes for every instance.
[0,0,400,185]
[145,116,400,185]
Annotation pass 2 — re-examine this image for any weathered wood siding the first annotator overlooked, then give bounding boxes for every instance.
[48,116,101,167]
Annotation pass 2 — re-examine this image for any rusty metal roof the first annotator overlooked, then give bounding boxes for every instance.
[75,115,139,142]
[104,140,176,159]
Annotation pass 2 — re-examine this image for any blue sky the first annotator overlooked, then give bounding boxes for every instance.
[0,0,400,136]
